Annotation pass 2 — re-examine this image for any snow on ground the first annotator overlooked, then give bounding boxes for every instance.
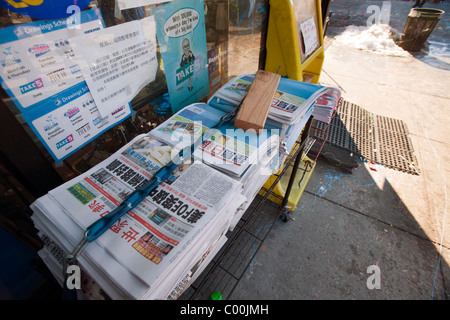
[333,24,410,57]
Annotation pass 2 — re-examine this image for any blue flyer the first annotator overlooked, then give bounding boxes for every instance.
[153,0,209,114]
[0,9,132,162]
[0,8,104,113]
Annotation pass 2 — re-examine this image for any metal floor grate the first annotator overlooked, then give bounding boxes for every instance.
[176,104,420,300]
[315,100,420,175]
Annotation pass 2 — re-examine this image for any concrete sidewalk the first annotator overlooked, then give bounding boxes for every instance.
[229,0,449,299]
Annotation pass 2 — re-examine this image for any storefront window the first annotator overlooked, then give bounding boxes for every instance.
[0,0,268,184]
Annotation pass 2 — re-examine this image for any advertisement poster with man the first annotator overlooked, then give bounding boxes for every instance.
[154,0,209,113]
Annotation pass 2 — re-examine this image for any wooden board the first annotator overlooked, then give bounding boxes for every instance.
[234,70,281,133]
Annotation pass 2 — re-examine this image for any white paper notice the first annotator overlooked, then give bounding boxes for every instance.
[116,0,172,10]
[300,17,319,57]
[69,16,158,117]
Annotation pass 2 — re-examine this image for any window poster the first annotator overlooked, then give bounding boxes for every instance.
[0,0,93,19]
[153,0,209,113]
[69,16,158,118]
[0,9,132,162]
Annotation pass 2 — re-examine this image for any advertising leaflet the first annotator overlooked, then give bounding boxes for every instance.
[0,9,104,112]
[21,83,131,162]
[207,43,228,98]
[0,9,132,162]
[300,17,319,57]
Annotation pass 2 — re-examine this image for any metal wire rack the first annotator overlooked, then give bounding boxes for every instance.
[179,117,322,300]
[178,98,344,300]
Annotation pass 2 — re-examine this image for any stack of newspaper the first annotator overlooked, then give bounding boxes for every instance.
[147,102,282,228]
[311,87,342,124]
[207,74,329,164]
[30,73,328,300]
[30,117,280,300]
[31,134,252,299]
[149,102,280,178]
[208,74,327,125]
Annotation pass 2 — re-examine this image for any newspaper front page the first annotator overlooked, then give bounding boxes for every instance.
[211,74,326,125]
[47,134,241,287]
[149,103,279,177]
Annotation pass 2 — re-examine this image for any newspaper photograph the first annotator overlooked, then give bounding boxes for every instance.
[149,102,279,177]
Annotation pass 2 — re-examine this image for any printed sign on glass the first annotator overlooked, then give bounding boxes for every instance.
[0,9,132,162]
[154,0,209,113]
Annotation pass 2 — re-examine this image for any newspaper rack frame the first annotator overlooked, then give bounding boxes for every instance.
[182,116,314,300]
[181,99,341,300]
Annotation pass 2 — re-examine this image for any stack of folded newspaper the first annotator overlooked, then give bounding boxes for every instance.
[207,74,330,164]
[208,74,327,126]
[311,87,342,124]
[146,102,282,228]
[31,122,280,300]
[149,102,281,178]
[30,73,328,300]
[31,133,255,299]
